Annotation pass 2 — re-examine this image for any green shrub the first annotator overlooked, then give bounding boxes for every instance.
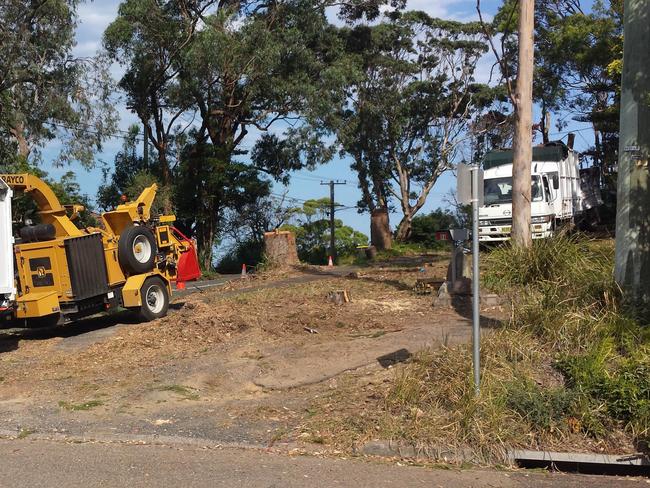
[504,380,575,432]
[216,239,264,273]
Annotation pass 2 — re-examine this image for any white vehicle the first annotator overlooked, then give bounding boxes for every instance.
[0,177,15,310]
[478,143,585,242]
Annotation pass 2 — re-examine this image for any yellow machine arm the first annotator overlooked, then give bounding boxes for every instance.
[101,184,159,236]
[0,174,83,237]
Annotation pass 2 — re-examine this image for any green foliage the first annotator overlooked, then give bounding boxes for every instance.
[408,208,459,247]
[279,198,368,264]
[216,239,265,274]
[285,11,491,241]
[484,235,650,444]
[104,0,350,264]
[0,0,117,167]
[504,380,575,432]
[174,138,272,269]
[494,0,622,167]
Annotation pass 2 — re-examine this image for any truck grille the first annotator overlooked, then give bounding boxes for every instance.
[480,218,512,226]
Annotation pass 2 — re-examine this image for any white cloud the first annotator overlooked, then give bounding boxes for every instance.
[77,2,120,28]
[73,40,100,57]
[406,0,457,17]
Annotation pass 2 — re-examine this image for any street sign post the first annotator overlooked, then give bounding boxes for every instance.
[457,163,483,395]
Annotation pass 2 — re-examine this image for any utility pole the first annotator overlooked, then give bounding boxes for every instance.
[511,0,535,248]
[321,180,346,262]
[615,0,650,307]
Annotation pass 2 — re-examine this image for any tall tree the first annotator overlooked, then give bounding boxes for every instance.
[0,0,117,167]
[104,0,362,265]
[174,135,271,269]
[493,0,623,171]
[306,12,488,245]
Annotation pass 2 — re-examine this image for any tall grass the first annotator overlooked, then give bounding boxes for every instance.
[482,234,650,446]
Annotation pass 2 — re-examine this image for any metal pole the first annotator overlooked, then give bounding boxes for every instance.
[329,181,336,261]
[472,166,481,395]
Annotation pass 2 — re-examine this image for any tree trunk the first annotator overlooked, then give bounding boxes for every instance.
[196,216,216,271]
[614,0,650,308]
[10,122,29,160]
[511,0,535,249]
[371,208,392,250]
[395,213,412,242]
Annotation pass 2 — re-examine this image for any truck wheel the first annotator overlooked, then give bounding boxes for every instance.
[138,276,169,321]
[118,226,157,274]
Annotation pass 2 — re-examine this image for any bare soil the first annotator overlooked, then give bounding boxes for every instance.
[0,252,514,462]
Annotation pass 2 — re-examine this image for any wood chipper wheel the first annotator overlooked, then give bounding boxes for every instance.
[137,276,169,322]
[118,225,157,275]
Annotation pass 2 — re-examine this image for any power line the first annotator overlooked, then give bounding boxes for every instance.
[49,122,145,143]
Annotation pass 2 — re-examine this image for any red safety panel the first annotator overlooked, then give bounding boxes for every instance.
[172,227,201,282]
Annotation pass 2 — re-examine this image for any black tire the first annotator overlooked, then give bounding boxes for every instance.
[118,226,157,275]
[138,276,169,321]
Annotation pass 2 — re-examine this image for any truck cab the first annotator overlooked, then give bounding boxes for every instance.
[478,143,583,243]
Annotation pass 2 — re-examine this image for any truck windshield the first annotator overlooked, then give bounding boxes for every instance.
[483,176,543,205]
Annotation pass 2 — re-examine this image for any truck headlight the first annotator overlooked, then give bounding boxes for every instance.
[531,215,552,224]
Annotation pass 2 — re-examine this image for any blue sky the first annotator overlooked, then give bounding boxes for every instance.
[44,0,595,237]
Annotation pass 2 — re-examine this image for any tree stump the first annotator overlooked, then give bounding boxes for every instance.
[264,230,300,267]
[326,289,351,305]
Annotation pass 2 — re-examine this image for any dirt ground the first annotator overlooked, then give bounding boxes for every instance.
[0,252,504,453]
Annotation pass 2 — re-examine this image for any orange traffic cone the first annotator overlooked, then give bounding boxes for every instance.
[241,263,247,278]
[177,281,186,290]
[328,256,334,267]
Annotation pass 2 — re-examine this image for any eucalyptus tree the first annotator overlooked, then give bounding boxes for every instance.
[330,12,488,244]
[104,0,385,266]
[493,0,623,169]
[0,0,116,168]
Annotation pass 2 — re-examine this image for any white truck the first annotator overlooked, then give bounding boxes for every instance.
[0,177,15,311]
[478,142,590,242]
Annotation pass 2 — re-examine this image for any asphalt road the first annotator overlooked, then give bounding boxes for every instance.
[0,439,641,488]
[171,275,240,296]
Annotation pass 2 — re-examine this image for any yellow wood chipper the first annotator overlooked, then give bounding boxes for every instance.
[0,174,201,327]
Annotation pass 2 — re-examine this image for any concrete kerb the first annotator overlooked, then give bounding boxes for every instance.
[360,439,650,471]
[3,427,646,474]
[360,440,485,466]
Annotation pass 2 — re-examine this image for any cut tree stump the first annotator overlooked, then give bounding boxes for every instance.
[413,278,445,295]
[326,289,351,305]
[264,230,300,267]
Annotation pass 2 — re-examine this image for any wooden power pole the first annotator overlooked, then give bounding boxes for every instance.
[615,0,650,307]
[511,0,535,248]
[321,180,346,262]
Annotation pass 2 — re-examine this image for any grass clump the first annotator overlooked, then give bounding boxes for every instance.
[58,400,104,411]
[155,384,200,401]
